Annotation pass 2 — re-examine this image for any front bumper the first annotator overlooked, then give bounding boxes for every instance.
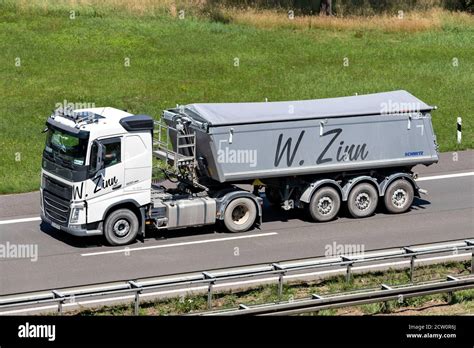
[41,212,102,237]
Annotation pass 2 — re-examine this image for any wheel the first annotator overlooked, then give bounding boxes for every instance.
[347,182,378,218]
[308,186,341,222]
[224,198,257,233]
[265,187,281,206]
[104,208,139,246]
[384,179,414,214]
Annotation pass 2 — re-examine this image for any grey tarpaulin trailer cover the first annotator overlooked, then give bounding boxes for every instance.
[163,90,439,183]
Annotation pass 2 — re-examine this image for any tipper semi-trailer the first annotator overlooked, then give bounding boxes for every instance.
[40,90,439,245]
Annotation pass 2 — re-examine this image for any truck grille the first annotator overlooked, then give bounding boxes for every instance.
[43,190,70,226]
[43,174,72,200]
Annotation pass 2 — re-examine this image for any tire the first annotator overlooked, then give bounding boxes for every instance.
[224,198,257,233]
[384,179,414,214]
[308,186,341,222]
[265,187,281,207]
[104,208,139,246]
[347,182,378,218]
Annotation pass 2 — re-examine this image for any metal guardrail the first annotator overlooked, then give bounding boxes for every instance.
[198,275,474,316]
[1,239,472,315]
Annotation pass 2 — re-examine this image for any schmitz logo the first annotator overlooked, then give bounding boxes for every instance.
[18,322,56,341]
[405,151,424,157]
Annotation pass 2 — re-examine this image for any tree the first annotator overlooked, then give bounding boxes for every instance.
[320,0,332,16]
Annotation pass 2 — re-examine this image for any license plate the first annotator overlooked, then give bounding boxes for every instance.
[51,222,60,230]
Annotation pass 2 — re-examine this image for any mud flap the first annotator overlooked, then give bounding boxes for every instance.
[137,206,146,243]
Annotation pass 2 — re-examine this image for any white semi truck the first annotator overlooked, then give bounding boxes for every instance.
[40,91,438,245]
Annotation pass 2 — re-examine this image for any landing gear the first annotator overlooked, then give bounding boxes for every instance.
[265,187,281,207]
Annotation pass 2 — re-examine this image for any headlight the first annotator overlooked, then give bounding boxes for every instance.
[70,207,84,224]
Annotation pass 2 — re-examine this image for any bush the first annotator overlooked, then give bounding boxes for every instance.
[204,0,473,14]
[200,3,233,23]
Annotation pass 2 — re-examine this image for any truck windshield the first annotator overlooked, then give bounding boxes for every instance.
[44,128,88,167]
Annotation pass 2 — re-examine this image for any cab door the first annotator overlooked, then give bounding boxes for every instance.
[85,136,125,206]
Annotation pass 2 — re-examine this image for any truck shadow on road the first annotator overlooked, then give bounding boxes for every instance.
[39,220,224,248]
[410,197,431,210]
[259,196,432,223]
[39,222,106,248]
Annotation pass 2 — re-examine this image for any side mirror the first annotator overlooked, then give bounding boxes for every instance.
[96,141,105,171]
[91,140,105,174]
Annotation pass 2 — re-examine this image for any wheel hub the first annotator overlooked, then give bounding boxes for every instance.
[392,188,407,208]
[355,192,370,210]
[232,205,250,225]
[317,196,333,215]
[113,219,130,237]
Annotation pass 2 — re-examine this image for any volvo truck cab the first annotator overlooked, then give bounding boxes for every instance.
[40,107,155,243]
[40,106,261,245]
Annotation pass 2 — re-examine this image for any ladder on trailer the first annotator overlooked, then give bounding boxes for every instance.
[153,120,197,170]
[153,118,210,192]
[153,120,209,191]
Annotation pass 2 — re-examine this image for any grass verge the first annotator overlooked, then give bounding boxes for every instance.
[1,1,473,193]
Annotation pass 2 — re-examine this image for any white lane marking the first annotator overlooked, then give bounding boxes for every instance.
[416,171,474,182]
[1,252,469,315]
[0,217,41,225]
[81,232,278,257]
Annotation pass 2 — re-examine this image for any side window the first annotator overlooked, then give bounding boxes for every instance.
[103,139,121,168]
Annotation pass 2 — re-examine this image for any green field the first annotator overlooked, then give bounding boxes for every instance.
[0,2,473,193]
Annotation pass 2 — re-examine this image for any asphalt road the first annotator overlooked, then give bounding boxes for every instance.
[0,151,473,295]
